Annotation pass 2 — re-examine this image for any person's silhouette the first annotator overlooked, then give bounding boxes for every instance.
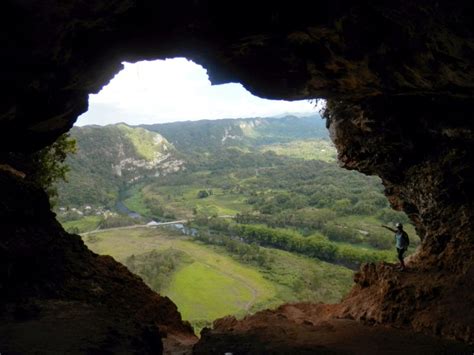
[382,223,410,271]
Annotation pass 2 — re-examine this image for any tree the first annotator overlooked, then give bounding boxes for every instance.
[333,198,352,215]
[197,190,209,199]
[27,133,76,204]
[376,208,410,224]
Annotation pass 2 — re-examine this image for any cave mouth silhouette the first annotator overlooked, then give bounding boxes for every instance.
[1,2,473,353]
[66,57,421,335]
[75,57,319,127]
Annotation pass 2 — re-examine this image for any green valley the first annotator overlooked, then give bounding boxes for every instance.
[56,114,417,331]
[83,227,352,332]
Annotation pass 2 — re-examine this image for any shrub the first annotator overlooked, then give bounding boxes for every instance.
[197,190,209,199]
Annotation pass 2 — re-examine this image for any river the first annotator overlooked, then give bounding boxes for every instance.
[115,201,142,219]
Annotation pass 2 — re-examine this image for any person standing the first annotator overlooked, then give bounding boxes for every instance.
[382,223,410,271]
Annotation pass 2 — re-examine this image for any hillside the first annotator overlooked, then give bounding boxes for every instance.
[57,124,185,207]
[57,115,330,207]
[141,114,328,154]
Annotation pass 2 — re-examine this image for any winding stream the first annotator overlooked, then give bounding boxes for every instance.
[115,200,142,219]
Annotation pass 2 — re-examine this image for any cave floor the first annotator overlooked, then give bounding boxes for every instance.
[3,299,472,355]
[193,304,473,355]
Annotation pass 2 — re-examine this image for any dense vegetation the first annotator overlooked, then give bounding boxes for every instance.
[131,150,415,270]
[57,114,417,329]
[141,114,327,155]
[20,133,77,205]
[193,218,393,270]
[125,248,193,292]
[56,124,181,207]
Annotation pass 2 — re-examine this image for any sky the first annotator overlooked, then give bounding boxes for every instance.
[76,58,320,126]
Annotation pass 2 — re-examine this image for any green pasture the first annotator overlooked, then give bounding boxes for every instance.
[143,185,250,218]
[164,262,255,323]
[83,227,354,332]
[257,247,353,304]
[83,228,276,330]
[62,215,102,233]
[260,139,337,162]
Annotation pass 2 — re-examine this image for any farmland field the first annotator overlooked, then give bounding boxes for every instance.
[83,227,352,331]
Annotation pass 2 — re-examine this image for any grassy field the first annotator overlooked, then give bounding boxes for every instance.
[83,228,276,330]
[260,139,337,162]
[83,227,353,332]
[165,262,255,323]
[142,184,250,219]
[62,215,102,233]
[257,247,353,304]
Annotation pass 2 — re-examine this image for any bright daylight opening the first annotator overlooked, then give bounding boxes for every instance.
[55,58,414,333]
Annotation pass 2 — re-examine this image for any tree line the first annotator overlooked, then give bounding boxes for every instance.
[192,217,393,269]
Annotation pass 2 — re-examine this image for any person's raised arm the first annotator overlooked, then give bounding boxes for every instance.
[381,225,396,233]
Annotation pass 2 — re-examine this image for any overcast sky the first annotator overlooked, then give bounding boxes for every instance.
[75,58,318,126]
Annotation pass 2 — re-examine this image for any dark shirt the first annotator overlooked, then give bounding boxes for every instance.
[395,230,409,249]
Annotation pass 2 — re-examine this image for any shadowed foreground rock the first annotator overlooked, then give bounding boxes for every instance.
[194,304,472,354]
[0,171,197,354]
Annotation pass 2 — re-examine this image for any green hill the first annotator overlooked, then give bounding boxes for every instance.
[57,124,185,207]
[57,115,331,207]
[141,114,328,154]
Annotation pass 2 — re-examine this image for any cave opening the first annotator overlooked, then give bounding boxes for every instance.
[54,57,417,336]
[1,2,473,353]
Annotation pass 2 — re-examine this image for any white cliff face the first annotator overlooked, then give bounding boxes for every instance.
[221,127,241,143]
[111,133,185,183]
[113,164,122,177]
[112,155,185,179]
[153,135,166,146]
[239,119,263,130]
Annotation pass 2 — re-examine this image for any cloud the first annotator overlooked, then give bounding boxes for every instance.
[76,58,317,126]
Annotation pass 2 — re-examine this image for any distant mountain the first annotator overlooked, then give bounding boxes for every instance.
[57,124,185,206]
[57,115,330,207]
[140,114,328,154]
[270,112,320,118]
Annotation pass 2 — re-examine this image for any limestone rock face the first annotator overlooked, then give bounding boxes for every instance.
[323,95,474,342]
[1,1,474,353]
[326,97,474,267]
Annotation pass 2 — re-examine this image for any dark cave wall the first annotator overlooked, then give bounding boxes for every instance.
[325,96,474,341]
[1,0,474,351]
[326,96,474,269]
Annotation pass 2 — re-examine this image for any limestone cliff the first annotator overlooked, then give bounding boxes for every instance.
[325,96,474,341]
